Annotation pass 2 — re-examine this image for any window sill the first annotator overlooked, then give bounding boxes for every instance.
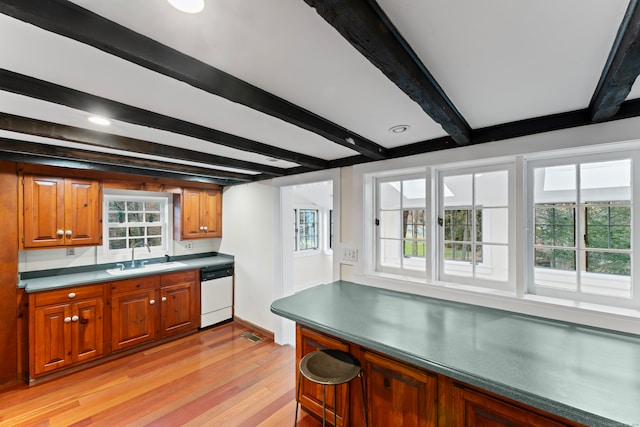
[359,271,640,334]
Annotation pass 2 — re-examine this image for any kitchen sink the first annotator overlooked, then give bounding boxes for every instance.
[106,261,187,276]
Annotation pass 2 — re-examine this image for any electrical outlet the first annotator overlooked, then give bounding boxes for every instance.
[66,248,75,256]
[184,242,193,250]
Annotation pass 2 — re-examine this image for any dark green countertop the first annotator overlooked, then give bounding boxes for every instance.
[19,252,234,292]
[271,281,640,427]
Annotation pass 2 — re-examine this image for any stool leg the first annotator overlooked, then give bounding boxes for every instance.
[294,372,301,427]
[359,371,368,427]
[322,384,327,427]
[333,384,337,427]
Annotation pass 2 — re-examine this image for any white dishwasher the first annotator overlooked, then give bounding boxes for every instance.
[200,265,233,328]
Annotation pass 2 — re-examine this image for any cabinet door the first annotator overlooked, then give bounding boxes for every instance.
[111,288,157,351]
[201,189,221,237]
[23,176,65,248]
[73,298,104,363]
[457,387,568,427]
[64,178,101,246]
[160,278,197,336]
[297,326,351,427]
[181,188,203,239]
[33,304,72,375]
[362,351,437,427]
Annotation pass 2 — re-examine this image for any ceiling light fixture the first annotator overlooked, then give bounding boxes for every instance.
[389,124,410,134]
[167,0,204,13]
[88,116,111,126]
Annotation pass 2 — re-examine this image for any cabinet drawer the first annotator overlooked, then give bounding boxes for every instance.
[110,276,159,294]
[161,270,196,286]
[34,284,104,307]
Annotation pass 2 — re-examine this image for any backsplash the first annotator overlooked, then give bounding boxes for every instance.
[19,238,221,272]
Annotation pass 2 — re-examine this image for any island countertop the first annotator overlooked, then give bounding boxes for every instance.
[271,281,640,427]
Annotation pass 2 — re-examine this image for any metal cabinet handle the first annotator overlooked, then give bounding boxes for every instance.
[150,299,155,305]
[57,229,64,237]
[162,296,167,302]
[64,317,72,323]
[71,315,79,322]
[203,226,208,231]
[65,230,72,237]
[68,292,76,299]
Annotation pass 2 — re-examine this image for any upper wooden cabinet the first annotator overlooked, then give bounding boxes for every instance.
[175,187,222,240]
[22,175,102,248]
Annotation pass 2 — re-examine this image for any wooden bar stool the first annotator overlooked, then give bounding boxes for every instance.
[294,349,368,427]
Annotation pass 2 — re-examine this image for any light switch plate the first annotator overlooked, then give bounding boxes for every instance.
[342,247,358,263]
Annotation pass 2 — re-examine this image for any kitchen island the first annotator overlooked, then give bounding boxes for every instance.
[271,281,640,427]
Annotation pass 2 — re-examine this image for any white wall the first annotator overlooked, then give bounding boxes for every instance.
[293,253,333,291]
[218,180,277,333]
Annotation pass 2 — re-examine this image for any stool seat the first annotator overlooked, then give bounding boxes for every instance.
[295,349,368,427]
[300,349,361,385]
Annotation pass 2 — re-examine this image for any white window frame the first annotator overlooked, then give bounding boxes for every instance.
[101,190,172,264]
[437,163,515,291]
[526,150,639,308]
[374,173,428,278]
[294,206,322,254]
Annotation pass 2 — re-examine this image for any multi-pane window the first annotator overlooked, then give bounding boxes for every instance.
[329,209,334,249]
[105,196,166,253]
[443,209,482,262]
[440,169,509,284]
[296,209,319,251]
[530,158,632,299]
[376,176,427,275]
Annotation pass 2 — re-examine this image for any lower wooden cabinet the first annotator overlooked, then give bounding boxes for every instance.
[362,350,437,427]
[30,284,105,376]
[296,325,584,427]
[160,270,198,336]
[29,269,200,380]
[110,276,159,351]
[453,385,570,427]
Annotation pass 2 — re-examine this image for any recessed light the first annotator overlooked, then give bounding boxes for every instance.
[88,116,111,126]
[266,157,279,163]
[389,124,410,134]
[167,0,204,13]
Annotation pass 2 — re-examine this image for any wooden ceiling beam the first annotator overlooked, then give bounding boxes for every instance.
[0,69,329,170]
[0,112,286,177]
[590,0,640,122]
[0,139,255,185]
[303,0,471,145]
[0,0,388,160]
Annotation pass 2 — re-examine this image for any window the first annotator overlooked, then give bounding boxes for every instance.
[376,175,427,276]
[439,168,510,285]
[295,209,319,251]
[104,194,169,256]
[529,157,632,301]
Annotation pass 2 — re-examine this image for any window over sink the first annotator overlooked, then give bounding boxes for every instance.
[102,190,172,262]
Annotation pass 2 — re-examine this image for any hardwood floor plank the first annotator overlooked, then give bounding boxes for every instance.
[0,322,322,426]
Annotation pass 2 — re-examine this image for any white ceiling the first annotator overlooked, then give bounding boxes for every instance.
[0,0,637,184]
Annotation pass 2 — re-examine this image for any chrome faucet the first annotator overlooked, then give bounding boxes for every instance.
[131,241,150,267]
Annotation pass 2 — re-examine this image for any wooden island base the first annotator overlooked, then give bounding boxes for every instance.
[296,325,583,427]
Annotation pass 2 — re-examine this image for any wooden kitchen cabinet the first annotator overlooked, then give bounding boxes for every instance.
[297,325,351,427]
[175,187,221,239]
[361,350,437,427]
[296,325,583,427]
[159,270,198,337]
[110,276,159,351]
[22,175,102,248]
[30,284,105,377]
[451,384,571,427]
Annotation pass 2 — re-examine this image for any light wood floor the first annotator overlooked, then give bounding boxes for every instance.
[0,322,322,427]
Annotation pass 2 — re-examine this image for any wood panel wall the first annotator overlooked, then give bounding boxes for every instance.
[0,161,19,386]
